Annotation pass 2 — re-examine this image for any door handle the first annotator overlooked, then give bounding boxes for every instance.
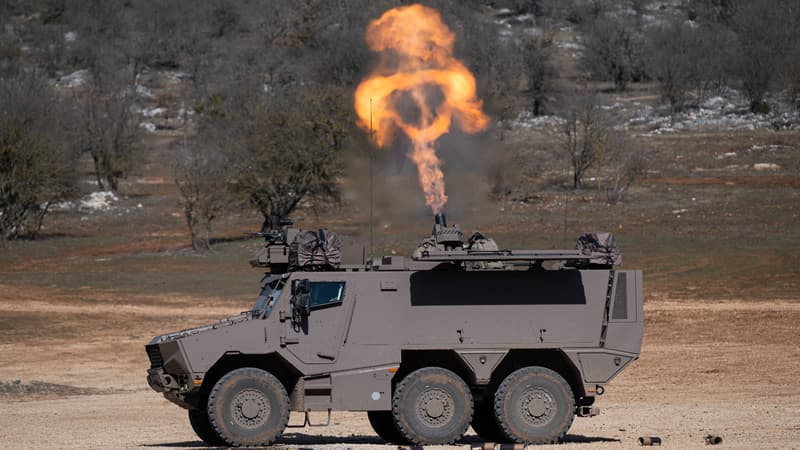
[280,336,299,346]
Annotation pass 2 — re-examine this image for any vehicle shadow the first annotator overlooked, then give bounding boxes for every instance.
[563,434,621,443]
[143,433,619,448]
[278,432,385,445]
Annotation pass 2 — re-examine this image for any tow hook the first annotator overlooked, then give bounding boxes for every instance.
[577,406,600,417]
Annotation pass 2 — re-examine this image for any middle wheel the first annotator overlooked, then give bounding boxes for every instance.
[392,367,473,445]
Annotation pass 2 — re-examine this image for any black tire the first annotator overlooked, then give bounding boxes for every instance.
[470,398,508,443]
[367,411,409,444]
[494,366,575,444]
[392,367,473,445]
[188,409,226,446]
[207,367,290,447]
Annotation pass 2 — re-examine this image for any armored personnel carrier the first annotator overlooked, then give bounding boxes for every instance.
[146,214,643,446]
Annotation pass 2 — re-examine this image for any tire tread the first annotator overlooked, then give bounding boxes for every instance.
[206,367,290,447]
[391,367,473,445]
[493,366,574,445]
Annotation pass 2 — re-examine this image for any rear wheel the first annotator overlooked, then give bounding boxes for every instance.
[392,367,473,445]
[188,409,225,446]
[207,367,290,447]
[470,398,507,443]
[367,411,408,444]
[494,366,574,444]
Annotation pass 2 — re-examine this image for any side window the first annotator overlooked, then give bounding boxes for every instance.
[308,282,345,309]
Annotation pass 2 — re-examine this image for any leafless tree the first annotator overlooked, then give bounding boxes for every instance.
[203,83,352,231]
[603,134,645,203]
[522,33,557,117]
[76,83,143,193]
[172,138,229,251]
[557,93,610,189]
[645,20,694,118]
[0,71,79,242]
[580,12,645,91]
[728,0,800,113]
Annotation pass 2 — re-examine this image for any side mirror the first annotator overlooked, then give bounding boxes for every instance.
[291,279,310,295]
[290,279,311,321]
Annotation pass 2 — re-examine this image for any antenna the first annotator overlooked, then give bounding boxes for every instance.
[369,98,374,260]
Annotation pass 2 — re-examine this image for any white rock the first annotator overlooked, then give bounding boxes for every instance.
[753,163,780,171]
[56,69,89,88]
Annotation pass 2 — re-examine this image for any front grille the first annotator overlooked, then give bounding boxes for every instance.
[146,344,164,369]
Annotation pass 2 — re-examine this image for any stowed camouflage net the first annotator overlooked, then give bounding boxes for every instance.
[288,229,342,271]
[575,232,622,266]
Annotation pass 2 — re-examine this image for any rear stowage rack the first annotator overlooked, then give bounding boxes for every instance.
[414,249,593,262]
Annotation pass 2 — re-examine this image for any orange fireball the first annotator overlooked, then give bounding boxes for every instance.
[355,4,490,213]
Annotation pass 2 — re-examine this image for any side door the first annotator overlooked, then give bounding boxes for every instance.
[282,279,354,365]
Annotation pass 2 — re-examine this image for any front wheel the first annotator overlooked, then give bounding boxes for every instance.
[392,367,473,445]
[494,366,575,444]
[207,367,290,447]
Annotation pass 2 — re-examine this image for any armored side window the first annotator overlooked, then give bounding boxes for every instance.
[308,282,345,309]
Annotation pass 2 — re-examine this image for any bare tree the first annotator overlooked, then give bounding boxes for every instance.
[78,83,143,192]
[728,0,800,113]
[0,71,79,242]
[522,33,557,116]
[580,12,645,91]
[557,93,610,189]
[172,139,229,251]
[204,83,352,230]
[604,134,645,203]
[645,20,694,118]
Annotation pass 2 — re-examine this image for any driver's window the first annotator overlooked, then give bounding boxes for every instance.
[308,282,345,309]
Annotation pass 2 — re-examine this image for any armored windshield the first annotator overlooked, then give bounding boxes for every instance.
[253,279,284,318]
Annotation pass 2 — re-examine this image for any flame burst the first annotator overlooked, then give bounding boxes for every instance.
[355,4,490,213]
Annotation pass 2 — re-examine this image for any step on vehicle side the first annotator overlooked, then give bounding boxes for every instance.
[145,214,643,446]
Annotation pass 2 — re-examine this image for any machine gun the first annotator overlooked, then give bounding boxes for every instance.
[249,218,294,245]
[248,218,296,272]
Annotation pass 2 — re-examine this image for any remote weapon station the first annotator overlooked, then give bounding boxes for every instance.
[146,213,643,446]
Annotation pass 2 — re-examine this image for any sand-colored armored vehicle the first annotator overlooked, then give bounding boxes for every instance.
[146,214,643,446]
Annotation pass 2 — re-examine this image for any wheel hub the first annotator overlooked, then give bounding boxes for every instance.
[426,398,445,418]
[232,389,270,428]
[520,387,554,425]
[527,397,547,417]
[241,399,260,419]
[416,388,454,427]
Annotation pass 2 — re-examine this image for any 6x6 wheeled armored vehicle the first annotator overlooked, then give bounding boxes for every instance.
[146,214,643,446]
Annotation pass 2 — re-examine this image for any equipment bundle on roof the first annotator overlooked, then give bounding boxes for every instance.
[288,228,342,271]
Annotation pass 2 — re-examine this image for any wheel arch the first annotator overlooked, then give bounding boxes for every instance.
[191,352,301,410]
[488,349,587,405]
[395,350,473,388]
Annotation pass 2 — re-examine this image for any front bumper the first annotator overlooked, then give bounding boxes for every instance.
[146,367,198,409]
[146,367,179,392]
